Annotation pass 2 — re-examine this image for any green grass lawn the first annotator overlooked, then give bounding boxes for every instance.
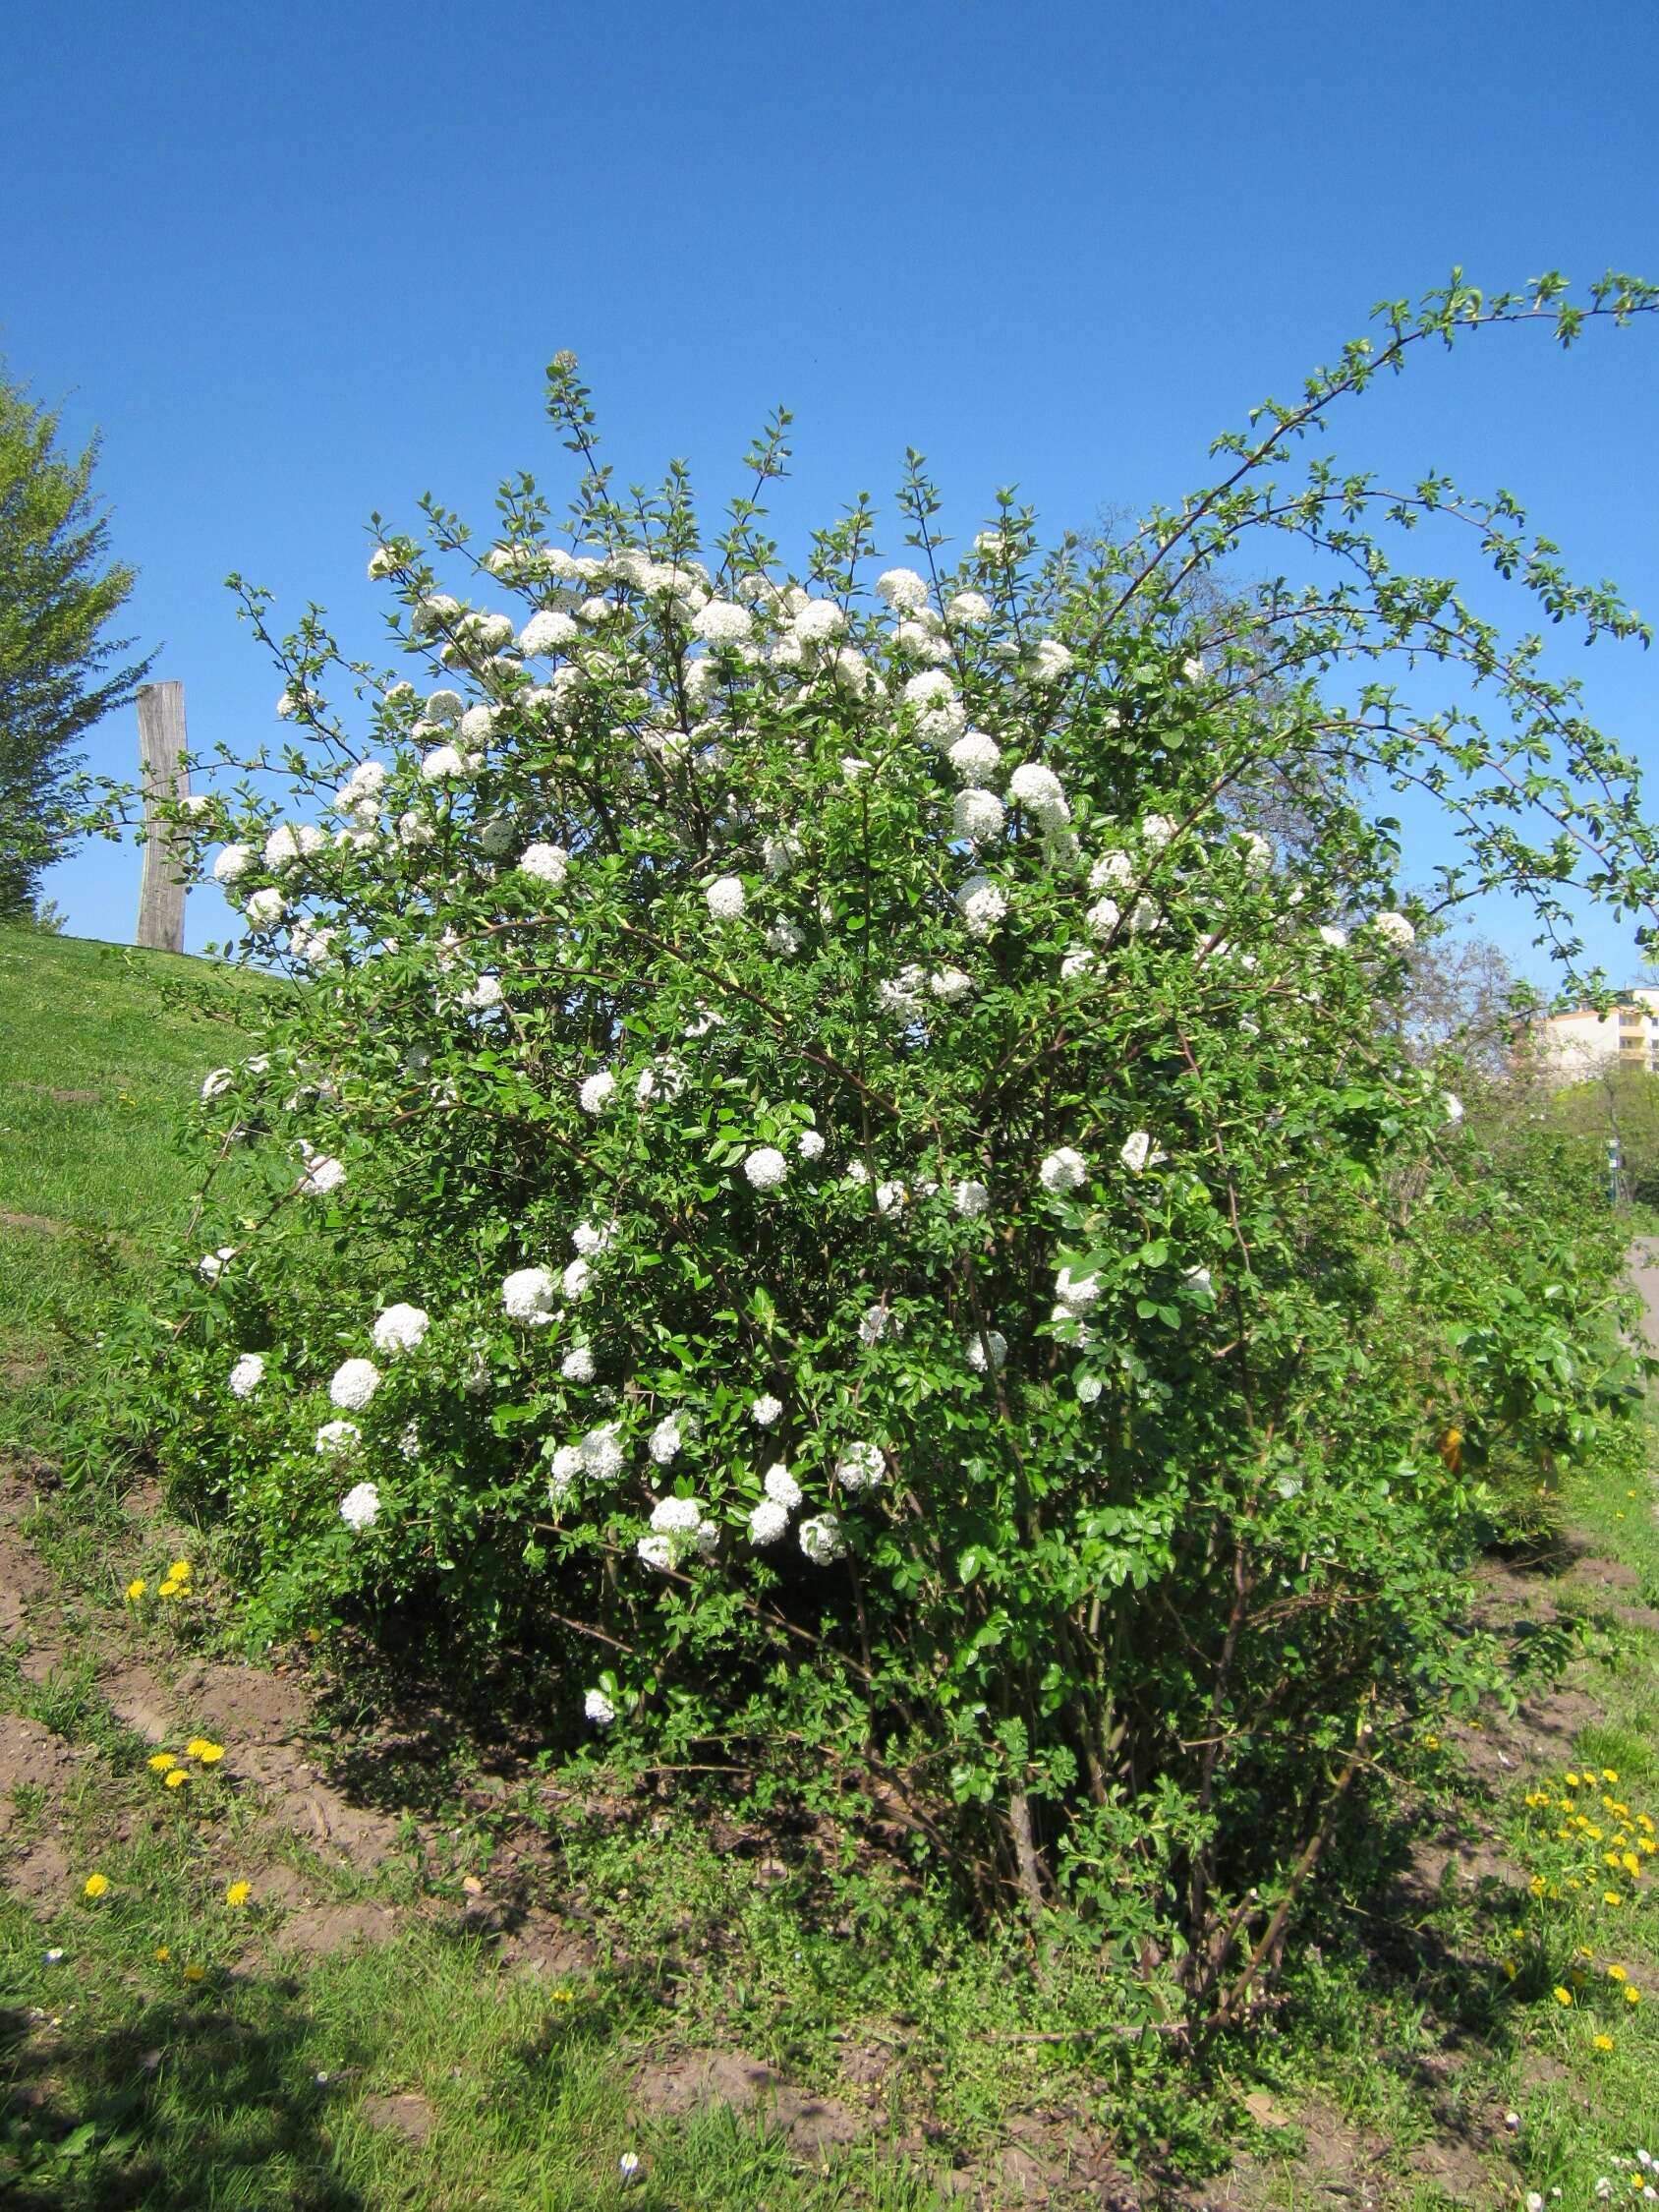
[2,925,1657,2210]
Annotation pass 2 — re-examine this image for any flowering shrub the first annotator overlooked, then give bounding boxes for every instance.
[120,275,1659,2004]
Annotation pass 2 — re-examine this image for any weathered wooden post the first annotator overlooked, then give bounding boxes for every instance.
[136,680,190,953]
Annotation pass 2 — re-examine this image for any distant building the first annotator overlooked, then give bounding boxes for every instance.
[1529,988,1659,1083]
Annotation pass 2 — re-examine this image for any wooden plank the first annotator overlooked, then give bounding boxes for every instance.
[136,681,190,954]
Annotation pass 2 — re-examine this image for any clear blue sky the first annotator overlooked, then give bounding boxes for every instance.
[6,0,1656,982]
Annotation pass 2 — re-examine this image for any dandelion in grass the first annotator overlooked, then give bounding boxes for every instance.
[187,1739,224,1764]
[83,1873,110,1899]
[225,1881,252,1907]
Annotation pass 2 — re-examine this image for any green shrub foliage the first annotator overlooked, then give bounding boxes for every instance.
[131,275,1657,2010]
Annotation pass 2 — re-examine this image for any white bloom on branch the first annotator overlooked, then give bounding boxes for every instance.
[425,689,463,723]
[228,1353,265,1398]
[561,1257,593,1302]
[651,1493,702,1537]
[1184,1266,1214,1295]
[1240,832,1274,872]
[459,704,496,743]
[706,875,746,921]
[580,1072,616,1115]
[750,1393,783,1427]
[799,1513,847,1563]
[547,1444,584,1500]
[766,919,805,956]
[1056,1267,1101,1312]
[791,599,845,644]
[876,1180,908,1214]
[1090,850,1133,891]
[1181,655,1207,684]
[692,598,754,645]
[952,787,1005,845]
[894,619,950,663]
[797,1128,825,1160]
[246,888,287,928]
[1060,946,1096,979]
[502,1266,558,1324]
[764,1463,801,1510]
[880,966,926,1016]
[744,1146,789,1192]
[953,1179,990,1217]
[299,1152,347,1196]
[519,842,569,886]
[198,1245,236,1282]
[213,843,254,884]
[264,823,325,871]
[931,967,973,1002]
[1371,910,1416,949]
[649,1415,683,1466]
[1026,638,1073,684]
[1317,924,1349,950]
[200,1068,234,1101]
[946,590,993,627]
[1007,761,1069,826]
[581,1424,625,1483]
[420,745,478,784]
[477,815,514,856]
[947,730,1001,784]
[762,835,800,879]
[956,874,1007,938]
[584,1687,615,1726]
[836,1442,886,1492]
[368,546,401,579]
[1443,1093,1464,1127]
[748,1499,789,1545]
[372,1303,429,1355]
[1141,814,1176,850]
[876,567,930,612]
[571,1219,616,1259]
[519,609,579,656]
[561,1343,596,1383]
[967,1328,1007,1372]
[904,669,954,708]
[1039,1147,1088,1195]
[844,1159,870,1185]
[398,811,434,849]
[1085,898,1121,940]
[329,1359,381,1412]
[1119,1131,1166,1174]
[339,1482,380,1531]
[459,975,503,1012]
[858,1304,889,1346]
[315,1419,360,1453]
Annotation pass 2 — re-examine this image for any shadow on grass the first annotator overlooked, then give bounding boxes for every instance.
[0,1972,367,2211]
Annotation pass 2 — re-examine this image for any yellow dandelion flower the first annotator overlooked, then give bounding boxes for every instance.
[1605,1851,1623,1869]
[1423,1734,1441,1751]
[1638,1814,1654,1834]
[153,1946,170,1962]
[1609,1964,1629,1981]
[1576,1945,1595,1958]
[1529,1875,1548,1898]
[1640,1838,1656,1855]
[1593,2034,1614,2051]
[147,1752,178,1774]
[164,1768,188,1789]
[224,1881,252,1907]
[1627,1986,1643,2006]
[124,1579,145,1602]
[1567,1772,1581,1787]
[183,1964,205,1983]
[186,1738,224,1764]
[1623,1852,1641,1878]
[83,1873,110,1899]
[1553,1985,1573,2007]
[1602,1769,1619,1783]
[169,1560,192,1581]
[550,1988,575,2005]
[157,1580,179,1599]
[1602,1890,1624,1907]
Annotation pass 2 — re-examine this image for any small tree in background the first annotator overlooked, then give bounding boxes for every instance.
[0,361,152,919]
